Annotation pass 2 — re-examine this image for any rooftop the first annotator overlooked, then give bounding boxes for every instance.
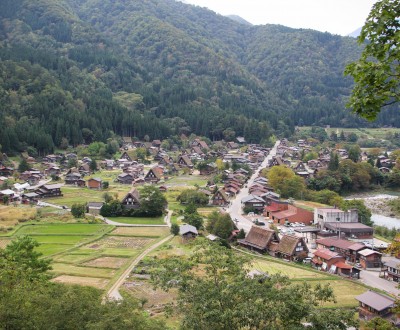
[355,291,395,311]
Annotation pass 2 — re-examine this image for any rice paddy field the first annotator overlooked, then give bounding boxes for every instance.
[1,222,170,290]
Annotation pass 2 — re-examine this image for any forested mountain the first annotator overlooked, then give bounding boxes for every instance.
[0,0,398,154]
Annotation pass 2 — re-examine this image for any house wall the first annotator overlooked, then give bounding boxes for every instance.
[314,208,358,226]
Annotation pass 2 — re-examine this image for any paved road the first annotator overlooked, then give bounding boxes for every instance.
[227,141,280,233]
[106,234,174,301]
[359,269,400,296]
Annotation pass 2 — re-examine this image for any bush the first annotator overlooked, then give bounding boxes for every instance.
[71,203,86,218]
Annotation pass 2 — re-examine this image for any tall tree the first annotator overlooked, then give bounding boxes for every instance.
[345,0,400,120]
[151,241,357,330]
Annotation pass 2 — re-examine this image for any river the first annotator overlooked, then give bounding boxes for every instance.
[346,193,400,228]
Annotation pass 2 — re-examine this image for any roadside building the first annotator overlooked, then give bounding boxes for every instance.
[357,249,382,269]
[87,202,104,216]
[355,291,399,325]
[238,226,280,255]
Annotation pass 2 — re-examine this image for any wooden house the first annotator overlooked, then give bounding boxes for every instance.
[382,260,400,282]
[144,167,163,183]
[177,155,193,168]
[87,202,104,215]
[358,249,382,269]
[65,172,82,185]
[276,235,309,261]
[121,188,141,209]
[212,189,229,206]
[355,291,398,325]
[238,226,280,254]
[312,248,345,271]
[117,173,135,184]
[241,195,265,212]
[316,237,365,263]
[180,224,198,240]
[87,178,102,190]
[35,184,63,198]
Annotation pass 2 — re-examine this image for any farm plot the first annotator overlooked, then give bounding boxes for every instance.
[88,236,154,249]
[108,216,165,225]
[111,227,170,237]
[123,278,177,311]
[51,263,115,278]
[52,275,109,289]
[0,238,11,249]
[83,256,128,269]
[15,223,110,236]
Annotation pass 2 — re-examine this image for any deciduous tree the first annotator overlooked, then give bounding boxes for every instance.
[345,0,400,120]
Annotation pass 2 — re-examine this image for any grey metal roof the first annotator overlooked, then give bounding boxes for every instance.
[355,291,395,311]
[241,195,265,203]
[179,224,198,235]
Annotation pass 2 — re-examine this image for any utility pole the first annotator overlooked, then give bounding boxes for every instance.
[336,217,341,239]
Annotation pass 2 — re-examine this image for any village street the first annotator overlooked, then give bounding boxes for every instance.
[226,140,280,232]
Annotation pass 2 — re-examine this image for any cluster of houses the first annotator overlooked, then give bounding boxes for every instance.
[269,138,396,181]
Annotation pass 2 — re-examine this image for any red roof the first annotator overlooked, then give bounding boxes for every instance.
[333,261,353,270]
[313,248,342,261]
[272,209,296,219]
[266,205,280,212]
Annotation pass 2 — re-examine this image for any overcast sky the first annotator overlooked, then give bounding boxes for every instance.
[183,0,377,36]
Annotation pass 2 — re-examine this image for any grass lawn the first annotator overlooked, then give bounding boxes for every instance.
[108,216,165,225]
[167,175,208,187]
[251,259,329,280]
[311,280,367,308]
[14,223,111,236]
[0,205,37,227]
[46,186,106,207]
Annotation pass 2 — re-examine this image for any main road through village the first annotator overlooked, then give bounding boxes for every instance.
[227,140,280,232]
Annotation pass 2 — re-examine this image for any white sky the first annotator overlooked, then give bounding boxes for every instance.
[184,0,378,36]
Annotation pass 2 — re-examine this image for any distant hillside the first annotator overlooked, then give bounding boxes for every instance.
[226,15,253,26]
[348,27,362,38]
[0,0,398,154]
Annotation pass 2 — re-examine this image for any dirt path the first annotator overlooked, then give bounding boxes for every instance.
[105,234,173,301]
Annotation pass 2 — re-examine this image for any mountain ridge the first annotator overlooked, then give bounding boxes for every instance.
[0,0,398,154]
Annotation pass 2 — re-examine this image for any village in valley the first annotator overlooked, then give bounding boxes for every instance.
[2,128,400,326]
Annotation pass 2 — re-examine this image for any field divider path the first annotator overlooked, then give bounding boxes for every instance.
[105,234,173,301]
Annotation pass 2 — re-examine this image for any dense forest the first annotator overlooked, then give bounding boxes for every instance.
[0,0,399,154]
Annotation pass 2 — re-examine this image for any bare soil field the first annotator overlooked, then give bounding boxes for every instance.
[0,238,11,248]
[88,236,155,249]
[83,256,128,269]
[124,278,177,312]
[111,227,169,237]
[51,275,109,289]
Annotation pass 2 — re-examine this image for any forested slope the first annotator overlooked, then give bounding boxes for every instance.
[0,0,397,154]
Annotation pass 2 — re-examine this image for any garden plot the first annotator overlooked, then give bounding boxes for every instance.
[111,227,169,237]
[88,236,155,250]
[51,263,115,278]
[83,256,128,269]
[15,223,110,236]
[0,238,11,249]
[51,275,109,289]
[124,279,177,312]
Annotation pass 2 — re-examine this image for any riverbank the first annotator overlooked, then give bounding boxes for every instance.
[346,192,399,217]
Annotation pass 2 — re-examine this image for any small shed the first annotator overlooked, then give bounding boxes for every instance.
[87,202,104,215]
[179,224,198,240]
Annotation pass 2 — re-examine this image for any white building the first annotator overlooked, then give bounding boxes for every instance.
[314,208,358,228]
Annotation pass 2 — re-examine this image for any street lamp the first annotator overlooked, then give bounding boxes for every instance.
[336,217,341,239]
